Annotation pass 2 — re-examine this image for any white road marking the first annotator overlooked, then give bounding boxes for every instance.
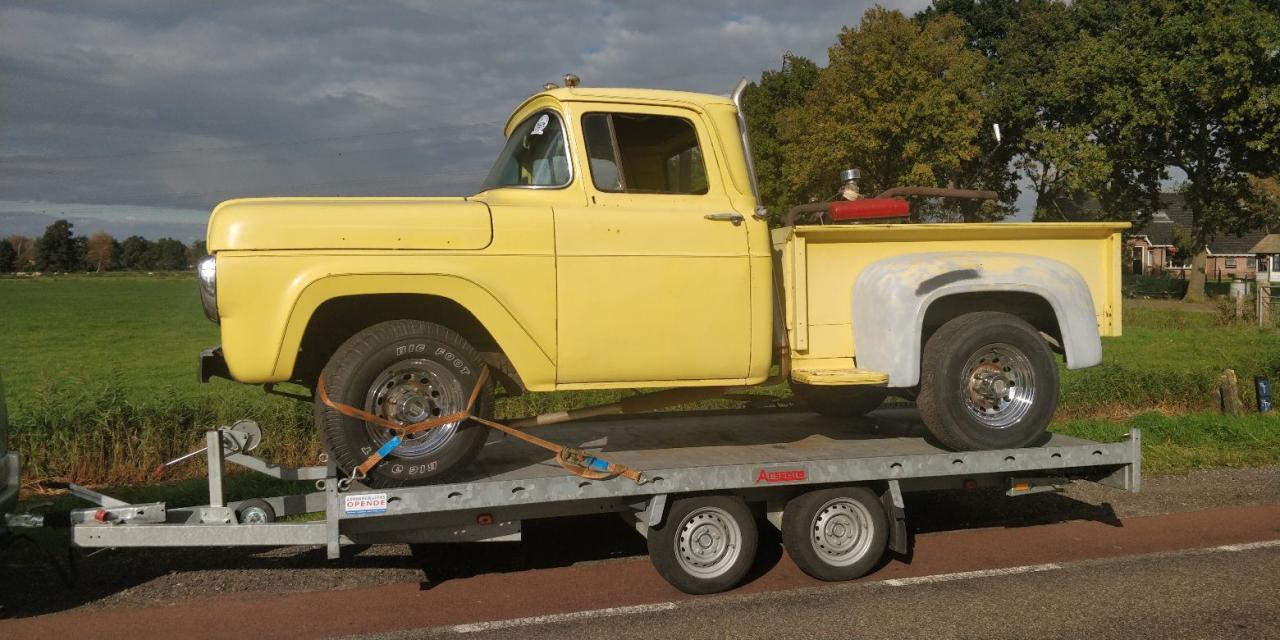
[448,602,679,633]
[1215,539,1280,552]
[419,538,1280,635]
[882,563,1062,586]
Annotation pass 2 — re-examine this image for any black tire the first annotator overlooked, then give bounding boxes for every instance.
[917,311,1058,451]
[647,495,758,594]
[790,381,886,418]
[317,319,492,488]
[782,486,888,581]
[235,499,276,524]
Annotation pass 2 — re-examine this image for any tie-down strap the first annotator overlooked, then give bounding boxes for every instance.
[316,365,647,484]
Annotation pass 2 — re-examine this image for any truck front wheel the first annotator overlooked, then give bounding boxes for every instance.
[917,311,1058,451]
[317,319,492,487]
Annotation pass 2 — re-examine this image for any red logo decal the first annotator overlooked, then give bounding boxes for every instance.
[755,468,807,484]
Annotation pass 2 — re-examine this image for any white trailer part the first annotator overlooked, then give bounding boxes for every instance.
[69,408,1140,594]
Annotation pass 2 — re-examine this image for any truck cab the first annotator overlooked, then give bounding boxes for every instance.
[474,87,774,387]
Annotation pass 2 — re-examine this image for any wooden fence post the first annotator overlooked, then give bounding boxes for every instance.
[1215,369,1244,416]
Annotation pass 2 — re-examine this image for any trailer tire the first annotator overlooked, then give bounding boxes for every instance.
[782,486,887,581]
[647,495,758,594]
[789,382,885,418]
[917,311,1058,451]
[317,319,492,488]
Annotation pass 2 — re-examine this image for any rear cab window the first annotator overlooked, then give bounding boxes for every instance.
[581,113,708,195]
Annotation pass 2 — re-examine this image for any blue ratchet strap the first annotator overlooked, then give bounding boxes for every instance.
[356,435,402,476]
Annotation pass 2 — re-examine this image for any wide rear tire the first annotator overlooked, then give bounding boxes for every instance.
[317,319,492,488]
[916,311,1058,451]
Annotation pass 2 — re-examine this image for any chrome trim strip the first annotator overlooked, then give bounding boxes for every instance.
[731,78,766,219]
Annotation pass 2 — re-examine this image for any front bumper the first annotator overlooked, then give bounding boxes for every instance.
[199,346,233,383]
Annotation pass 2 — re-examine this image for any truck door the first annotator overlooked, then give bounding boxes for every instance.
[554,107,752,384]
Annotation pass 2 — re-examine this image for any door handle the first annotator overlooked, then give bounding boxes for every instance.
[705,212,745,226]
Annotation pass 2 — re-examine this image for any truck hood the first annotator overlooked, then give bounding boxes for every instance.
[206,197,493,252]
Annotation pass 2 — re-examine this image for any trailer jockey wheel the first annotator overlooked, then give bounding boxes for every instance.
[782,486,888,581]
[235,499,276,525]
[647,495,758,594]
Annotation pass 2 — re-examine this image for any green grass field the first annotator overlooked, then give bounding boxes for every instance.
[0,274,1276,484]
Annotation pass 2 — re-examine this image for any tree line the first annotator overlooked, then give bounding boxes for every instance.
[0,219,205,273]
[742,0,1280,298]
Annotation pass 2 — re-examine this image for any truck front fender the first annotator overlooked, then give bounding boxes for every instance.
[851,252,1102,388]
[275,273,556,390]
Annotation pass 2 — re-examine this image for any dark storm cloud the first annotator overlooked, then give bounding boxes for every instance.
[0,0,925,238]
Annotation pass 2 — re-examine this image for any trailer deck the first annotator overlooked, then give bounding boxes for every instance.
[69,407,1141,564]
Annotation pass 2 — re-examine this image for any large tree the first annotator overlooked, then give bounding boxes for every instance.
[1062,0,1280,300]
[34,219,83,272]
[85,232,118,272]
[153,238,189,271]
[778,8,994,221]
[119,235,155,270]
[5,235,36,271]
[919,0,1078,216]
[0,240,15,273]
[741,52,821,223]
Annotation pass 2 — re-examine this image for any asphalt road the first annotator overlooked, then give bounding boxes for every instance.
[398,543,1280,640]
[2,466,1278,638]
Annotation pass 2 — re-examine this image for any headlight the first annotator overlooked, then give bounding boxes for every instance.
[197,255,219,324]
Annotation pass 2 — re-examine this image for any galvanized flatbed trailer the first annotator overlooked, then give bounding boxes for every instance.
[64,407,1140,593]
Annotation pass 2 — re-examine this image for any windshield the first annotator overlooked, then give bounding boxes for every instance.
[480,110,570,190]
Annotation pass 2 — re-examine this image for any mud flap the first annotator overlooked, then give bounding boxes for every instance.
[882,479,909,555]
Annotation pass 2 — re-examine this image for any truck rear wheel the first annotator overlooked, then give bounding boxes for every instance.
[917,311,1058,450]
[317,319,492,488]
[782,486,888,581]
[647,495,758,594]
[790,382,885,418]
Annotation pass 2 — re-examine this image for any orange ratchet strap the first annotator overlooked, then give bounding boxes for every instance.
[317,365,646,484]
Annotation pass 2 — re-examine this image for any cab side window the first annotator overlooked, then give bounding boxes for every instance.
[582,113,708,194]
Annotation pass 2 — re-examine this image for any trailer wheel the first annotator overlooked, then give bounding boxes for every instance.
[235,499,276,524]
[317,319,492,488]
[789,382,885,418]
[917,312,1058,451]
[647,495,758,594]
[782,486,887,581]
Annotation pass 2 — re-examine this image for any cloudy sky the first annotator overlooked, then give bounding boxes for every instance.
[1,0,931,242]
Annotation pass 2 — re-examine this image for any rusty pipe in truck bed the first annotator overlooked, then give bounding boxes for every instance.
[782,187,999,227]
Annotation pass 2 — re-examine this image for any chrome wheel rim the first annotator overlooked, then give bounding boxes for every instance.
[363,358,465,459]
[810,498,874,566]
[960,342,1036,429]
[674,506,742,578]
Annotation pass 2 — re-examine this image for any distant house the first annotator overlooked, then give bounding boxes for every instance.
[1040,193,1272,279]
[1250,234,1280,284]
[1130,194,1270,279]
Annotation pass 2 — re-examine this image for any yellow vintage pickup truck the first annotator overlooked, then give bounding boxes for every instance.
[197,80,1125,486]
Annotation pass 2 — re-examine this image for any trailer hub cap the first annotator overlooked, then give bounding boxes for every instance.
[364,359,465,459]
[961,343,1036,429]
[810,498,874,565]
[675,507,742,578]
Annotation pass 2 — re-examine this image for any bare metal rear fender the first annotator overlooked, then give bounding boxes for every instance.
[852,252,1102,388]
